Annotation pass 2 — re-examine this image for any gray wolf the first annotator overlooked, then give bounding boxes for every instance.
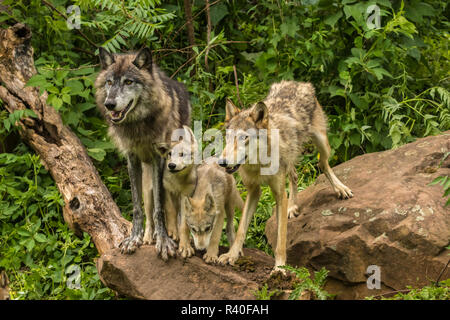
[181,160,243,263]
[217,80,353,271]
[95,47,191,260]
[0,270,9,300]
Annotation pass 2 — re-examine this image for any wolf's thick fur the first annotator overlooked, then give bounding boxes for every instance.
[0,271,9,300]
[218,80,353,271]
[95,47,190,260]
[182,161,243,263]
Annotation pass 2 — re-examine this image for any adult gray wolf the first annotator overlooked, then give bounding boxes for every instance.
[181,160,243,263]
[217,80,353,271]
[95,47,190,260]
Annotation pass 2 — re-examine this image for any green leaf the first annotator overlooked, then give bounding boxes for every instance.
[210,3,228,26]
[25,74,48,87]
[87,148,107,161]
[324,11,343,28]
[34,233,47,243]
[66,80,84,95]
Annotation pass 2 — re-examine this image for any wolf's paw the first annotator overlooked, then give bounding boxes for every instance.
[155,234,178,261]
[288,204,299,219]
[119,234,143,254]
[271,265,287,276]
[335,184,353,199]
[143,230,155,245]
[178,243,194,258]
[203,252,218,264]
[168,228,179,242]
[218,251,240,266]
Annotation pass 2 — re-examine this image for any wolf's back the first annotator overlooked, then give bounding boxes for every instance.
[265,80,316,122]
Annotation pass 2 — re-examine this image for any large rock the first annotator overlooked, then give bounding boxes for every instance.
[266,132,450,299]
[97,246,274,299]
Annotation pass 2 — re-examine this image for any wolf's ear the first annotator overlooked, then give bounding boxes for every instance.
[99,47,115,69]
[251,101,268,125]
[204,193,214,212]
[156,143,170,157]
[133,47,152,71]
[225,99,240,122]
[182,125,196,142]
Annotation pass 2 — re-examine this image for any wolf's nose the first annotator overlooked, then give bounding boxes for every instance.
[218,159,228,167]
[105,102,116,110]
[168,163,176,170]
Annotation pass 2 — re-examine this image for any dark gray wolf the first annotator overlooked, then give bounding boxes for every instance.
[217,80,353,271]
[95,47,191,260]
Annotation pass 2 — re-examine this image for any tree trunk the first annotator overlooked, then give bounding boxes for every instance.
[0,23,130,255]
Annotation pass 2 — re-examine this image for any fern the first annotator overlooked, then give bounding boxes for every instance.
[280,265,333,300]
[74,0,176,52]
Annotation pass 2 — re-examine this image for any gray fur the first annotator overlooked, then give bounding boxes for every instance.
[95,47,191,259]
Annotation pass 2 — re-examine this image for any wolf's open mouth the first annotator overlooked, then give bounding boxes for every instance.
[224,155,247,174]
[110,99,133,123]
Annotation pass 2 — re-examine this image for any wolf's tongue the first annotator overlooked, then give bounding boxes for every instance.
[112,111,120,117]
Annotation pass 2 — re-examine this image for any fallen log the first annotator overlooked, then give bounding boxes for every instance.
[0,23,130,254]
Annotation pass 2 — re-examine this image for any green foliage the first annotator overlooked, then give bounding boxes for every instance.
[0,0,448,299]
[366,279,450,300]
[0,149,114,299]
[280,265,333,300]
[429,151,450,206]
[253,283,280,301]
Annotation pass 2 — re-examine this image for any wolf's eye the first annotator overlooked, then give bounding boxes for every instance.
[204,226,212,233]
[106,80,112,86]
[168,152,172,157]
[124,79,133,85]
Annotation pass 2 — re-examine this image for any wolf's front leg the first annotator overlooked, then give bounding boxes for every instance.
[178,203,194,258]
[269,179,288,274]
[119,153,144,254]
[203,210,225,264]
[152,156,177,260]
[218,185,261,266]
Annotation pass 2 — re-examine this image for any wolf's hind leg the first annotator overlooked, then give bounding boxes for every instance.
[288,167,300,218]
[311,128,353,199]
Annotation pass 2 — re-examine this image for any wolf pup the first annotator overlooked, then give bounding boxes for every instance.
[146,125,199,245]
[0,270,9,300]
[95,47,190,260]
[182,161,243,263]
[218,80,353,271]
